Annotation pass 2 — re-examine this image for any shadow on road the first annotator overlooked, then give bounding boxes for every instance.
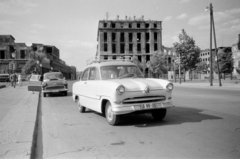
[113,107,222,127]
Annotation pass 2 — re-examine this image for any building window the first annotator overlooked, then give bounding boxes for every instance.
[154,43,158,51]
[129,23,132,28]
[146,43,150,53]
[138,56,141,62]
[146,55,150,62]
[120,32,124,42]
[104,32,107,42]
[104,44,108,52]
[154,32,158,41]
[20,50,25,59]
[129,44,133,53]
[146,32,149,42]
[137,33,141,42]
[111,23,115,28]
[129,33,133,42]
[112,55,116,60]
[0,50,5,59]
[137,43,141,52]
[103,23,107,28]
[104,55,108,60]
[137,23,141,28]
[120,44,125,53]
[154,23,157,28]
[112,33,116,42]
[145,23,149,28]
[112,44,116,53]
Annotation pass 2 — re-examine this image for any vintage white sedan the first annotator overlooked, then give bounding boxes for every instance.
[72,60,174,125]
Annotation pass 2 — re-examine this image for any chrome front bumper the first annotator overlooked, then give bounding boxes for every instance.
[111,101,175,115]
[42,88,68,93]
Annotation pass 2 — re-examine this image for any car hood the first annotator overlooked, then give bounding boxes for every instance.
[43,79,66,86]
[107,78,168,91]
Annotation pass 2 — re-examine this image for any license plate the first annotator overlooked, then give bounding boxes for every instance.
[137,103,162,110]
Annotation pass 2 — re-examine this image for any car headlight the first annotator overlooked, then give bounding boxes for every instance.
[42,82,47,87]
[116,85,125,95]
[166,83,174,91]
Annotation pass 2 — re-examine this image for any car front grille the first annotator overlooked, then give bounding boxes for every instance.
[122,96,166,104]
[45,86,64,90]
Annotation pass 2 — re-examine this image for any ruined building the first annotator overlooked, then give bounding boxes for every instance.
[96,18,162,63]
[0,35,76,79]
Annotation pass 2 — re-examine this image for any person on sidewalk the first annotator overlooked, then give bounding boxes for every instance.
[18,74,22,86]
[10,72,18,88]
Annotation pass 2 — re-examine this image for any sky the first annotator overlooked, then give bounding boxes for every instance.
[1,0,240,71]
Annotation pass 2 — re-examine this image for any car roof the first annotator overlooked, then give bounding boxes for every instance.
[44,72,62,75]
[88,61,136,67]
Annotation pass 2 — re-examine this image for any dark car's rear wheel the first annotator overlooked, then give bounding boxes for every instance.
[105,101,120,126]
[78,100,85,113]
[151,109,167,121]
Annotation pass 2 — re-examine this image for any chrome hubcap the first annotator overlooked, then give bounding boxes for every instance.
[107,106,113,120]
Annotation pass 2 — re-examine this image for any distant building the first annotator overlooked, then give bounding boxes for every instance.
[0,35,76,79]
[96,17,163,76]
[232,34,240,79]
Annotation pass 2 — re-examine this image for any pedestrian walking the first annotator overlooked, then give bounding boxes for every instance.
[18,74,22,86]
[10,72,18,88]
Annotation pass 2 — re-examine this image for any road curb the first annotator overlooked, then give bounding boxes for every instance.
[30,92,41,159]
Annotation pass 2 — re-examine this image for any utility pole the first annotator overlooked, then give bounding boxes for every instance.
[179,53,181,84]
[206,3,222,86]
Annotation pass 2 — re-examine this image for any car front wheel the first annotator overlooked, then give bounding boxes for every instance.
[151,109,167,121]
[105,101,120,126]
[78,100,85,113]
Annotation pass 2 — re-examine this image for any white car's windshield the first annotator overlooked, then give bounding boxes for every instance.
[100,65,144,80]
[44,73,63,80]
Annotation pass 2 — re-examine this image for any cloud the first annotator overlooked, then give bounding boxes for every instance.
[189,8,240,26]
[176,13,188,20]
[0,0,38,15]
[63,40,97,49]
[172,36,179,42]
[0,20,14,26]
[179,0,190,3]
[163,16,173,21]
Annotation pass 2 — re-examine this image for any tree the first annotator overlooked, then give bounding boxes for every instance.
[214,47,234,79]
[173,29,201,81]
[196,62,208,79]
[22,46,48,75]
[148,52,168,78]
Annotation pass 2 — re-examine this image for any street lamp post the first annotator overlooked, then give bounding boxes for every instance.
[206,3,222,86]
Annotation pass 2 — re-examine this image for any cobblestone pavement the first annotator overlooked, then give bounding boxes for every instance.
[0,83,39,159]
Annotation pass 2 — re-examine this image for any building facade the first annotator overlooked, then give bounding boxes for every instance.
[232,34,240,79]
[96,17,163,76]
[0,35,76,79]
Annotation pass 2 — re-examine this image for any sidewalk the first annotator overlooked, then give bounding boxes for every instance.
[0,83,40,159]
[169,78,240,90]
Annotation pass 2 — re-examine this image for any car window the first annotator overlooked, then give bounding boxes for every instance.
[81,68,89,81]
[44,73,63,80]
[100,65,144,80]
[88,67,100,80]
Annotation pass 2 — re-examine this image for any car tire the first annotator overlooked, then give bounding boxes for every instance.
[151,109,167,121]
[43,93,46,97]
[105,101,120,126]
[78,100,85,113]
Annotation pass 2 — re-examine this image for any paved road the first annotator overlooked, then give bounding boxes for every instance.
[34,81,240,159]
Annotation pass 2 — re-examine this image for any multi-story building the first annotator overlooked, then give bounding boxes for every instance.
[232,34,240,79]
[96,17,163,75]
[0,35,76,79]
